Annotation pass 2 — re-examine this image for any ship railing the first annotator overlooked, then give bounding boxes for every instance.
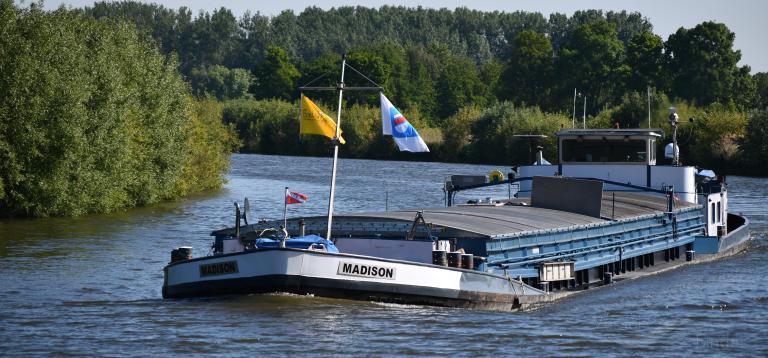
[445,176,669,206]
[487,224,703,269]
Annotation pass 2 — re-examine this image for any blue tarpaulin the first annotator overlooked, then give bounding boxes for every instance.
[253,235,340,253]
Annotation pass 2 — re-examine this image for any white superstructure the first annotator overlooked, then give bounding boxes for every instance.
[518,129,698,204]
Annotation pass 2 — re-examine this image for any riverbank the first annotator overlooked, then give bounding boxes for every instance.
[0,5,239,218]
[222,99,768,177]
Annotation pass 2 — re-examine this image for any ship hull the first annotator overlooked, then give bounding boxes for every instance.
[163,248,542,311]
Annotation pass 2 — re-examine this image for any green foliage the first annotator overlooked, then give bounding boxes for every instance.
[555,20,626,112]
[594,90,666,129]
[80,3,763,124]
[626,31,666,92]
[178,99,241,194]
[189,65,253,100]
[740,109,768,176]
[221,98,440,160]
[436,56,489,120]
[17,2,763,176]
[755,72,768,110]
[498,30,553,107]
[684,105,746,172]
[440,106,484,162]
[0,2,235,217]
[666,22,742,106]
[221,99,302,154]
[461,103,570,165]
[252,46,300,100]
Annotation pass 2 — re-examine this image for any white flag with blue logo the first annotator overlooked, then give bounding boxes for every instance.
[380,93,429,152]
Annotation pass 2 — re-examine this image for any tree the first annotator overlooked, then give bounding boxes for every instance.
[626,30,666,92]
[0,2,236,217]
[605,10,653,46]
[466,102,569,165]
[610,91,664,128]
[755,72,768,110]
[188,7,240,70]
[436,56,488,120]
[740,109,768,176]
[686,105,746,172]
[346,48,394,104]
[498,30,553,108]
[252,45,300,100]
[665,22,741,106]
[238,11,270,69]
[731,65,757,109]
[189,65,253,100]
[400,45,440,121]
[479,59,503,107]
[555,20,626,113]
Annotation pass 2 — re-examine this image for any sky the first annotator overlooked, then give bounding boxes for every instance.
[40,0,768,73]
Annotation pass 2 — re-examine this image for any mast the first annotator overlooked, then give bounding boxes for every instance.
[298,55,381,241]
[325,54,346,240]
[572,88,576,128]
[647,86,651,128]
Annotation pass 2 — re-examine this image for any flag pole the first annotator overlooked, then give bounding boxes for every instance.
[283,187,289,229]
[297,93,303,144]
[647,86,651,128]
[326,54,346,241]
[572,88,576,128]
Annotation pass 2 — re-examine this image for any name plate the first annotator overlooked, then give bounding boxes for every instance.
[337,262,396,280]
[200,260,238,277]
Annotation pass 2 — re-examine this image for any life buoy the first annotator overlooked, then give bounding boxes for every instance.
[489,170,504,183]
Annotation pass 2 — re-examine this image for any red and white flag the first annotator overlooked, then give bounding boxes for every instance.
[285,189,308,204]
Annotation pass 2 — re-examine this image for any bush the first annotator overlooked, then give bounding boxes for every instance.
[221,98,442,160]
[683,105,745,171]
[441,106,484,162]
[466,103,570,165]
[221,99,306,155]
[176,99,240,195]
[188,65,253,100]
[0,3,236,217]
[740,109,768,176]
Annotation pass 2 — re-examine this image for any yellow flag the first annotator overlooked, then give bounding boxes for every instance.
[300,94,345,144]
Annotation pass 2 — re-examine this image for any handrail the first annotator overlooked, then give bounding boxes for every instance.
[444,175,670,206]
[488,224,702,268]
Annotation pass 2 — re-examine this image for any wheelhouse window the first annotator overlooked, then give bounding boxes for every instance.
[562,139,648,163]
[717,202,721,223]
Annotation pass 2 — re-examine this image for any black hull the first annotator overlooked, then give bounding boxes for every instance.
[720,213,751,253]
[164,274,522,311]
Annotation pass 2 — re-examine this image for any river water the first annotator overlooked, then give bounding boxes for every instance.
[1,154,766,356]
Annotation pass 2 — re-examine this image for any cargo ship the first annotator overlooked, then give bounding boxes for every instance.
[162,126,750,310]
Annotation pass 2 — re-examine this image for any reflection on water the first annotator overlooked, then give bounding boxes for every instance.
[0,154,766,356]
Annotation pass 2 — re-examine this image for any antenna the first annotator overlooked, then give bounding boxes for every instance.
[647,86,651,128]
[572,88,577,128]
[666,107,680,166]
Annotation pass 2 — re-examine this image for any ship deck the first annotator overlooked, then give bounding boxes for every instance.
[219,192,698,240]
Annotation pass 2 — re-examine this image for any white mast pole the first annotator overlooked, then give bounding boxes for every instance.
[582,96,586,129]
[572,88,576,128]
[283,187,289,229]
[647,86,651,128]
[325,55,346,240]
